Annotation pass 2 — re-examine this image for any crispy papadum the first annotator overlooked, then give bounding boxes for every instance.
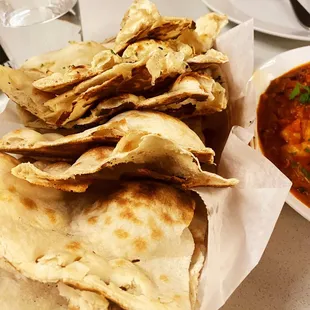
[0,154,197,310]
[0,111,214,163]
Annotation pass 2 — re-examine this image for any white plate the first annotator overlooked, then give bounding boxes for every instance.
[248,46,310,221]
[202,0,310,41]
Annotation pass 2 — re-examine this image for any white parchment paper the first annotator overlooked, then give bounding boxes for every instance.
[194,20,292,310]
[0,19,292,310]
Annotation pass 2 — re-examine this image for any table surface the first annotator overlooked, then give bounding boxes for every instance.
[1,0,310,309]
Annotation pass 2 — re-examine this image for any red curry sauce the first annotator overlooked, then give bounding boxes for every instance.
[257,62,310,208]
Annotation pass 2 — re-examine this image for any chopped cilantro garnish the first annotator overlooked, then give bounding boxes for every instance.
[289,83,300,100]
[110,49,116,55]
[300,93,310,103]
[289,82,310,104]
[305,147,310,153]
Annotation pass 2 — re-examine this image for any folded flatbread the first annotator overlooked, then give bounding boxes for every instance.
[0,66,55,121]
[0,258,67,310]
[11,132,238,192]
[0,153,198,310]
[32,50,123,93]
[22,41,106,74]
[179,13,228,54]
[114,0,194,53]
[36,44,188,126]
[66,66,228,129]
[0,111,214,163]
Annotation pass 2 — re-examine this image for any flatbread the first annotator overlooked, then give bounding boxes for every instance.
[66,94,143,128]
[138,72,227,117]
[0,66,55,121]
[0,258,67,310]
[17,105,58,130]
[114,0,194,53]
[58,282,110,310]
[1,43,188,127]
[0,153,196,310]
[66,70,227,129]
[11,132,238,192]
[179,13,228,54]
[187,49,228,69]
[188,195,208,309]
[22,41,106,74]
[0,111,214,163]
[41,44,188,126]
[32,50,123,93]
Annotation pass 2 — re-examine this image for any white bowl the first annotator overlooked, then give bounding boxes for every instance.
[249,46,310,221]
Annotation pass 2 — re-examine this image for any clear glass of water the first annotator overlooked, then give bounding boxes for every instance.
[0,0,83,66]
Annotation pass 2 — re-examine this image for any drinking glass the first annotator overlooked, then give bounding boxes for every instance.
[0,0,83,67]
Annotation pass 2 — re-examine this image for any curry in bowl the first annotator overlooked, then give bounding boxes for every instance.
[257,63,310,208]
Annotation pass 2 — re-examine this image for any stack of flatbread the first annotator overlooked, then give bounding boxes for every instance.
[0,0,237,309]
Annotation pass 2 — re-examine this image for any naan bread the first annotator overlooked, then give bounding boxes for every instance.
[0,258,67,310]
[187,49,228,69]
[58,282,110,310]
[114,0,194,53]
[0,66,54,120]
[0,111,214,163]
[66,94,143,128]
[138,72,227,117]
[33,50,123,93]
[188,196,208,309]
[39,44,188,126]
[0,153,197,310]
[17,105,58,130]
[66,69,227,129]
[22,41,106,74]
[1,44,188,127]
[179,13,228,54]
[11,132,238,192]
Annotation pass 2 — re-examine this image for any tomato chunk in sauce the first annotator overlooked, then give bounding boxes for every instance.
[257,62,310,208]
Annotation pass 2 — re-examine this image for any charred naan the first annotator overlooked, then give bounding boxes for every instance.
[0,111,214,163]
[114,0,194,53]
[11,132,238,192]
[0,153,197,310]
[66,69,227,129]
